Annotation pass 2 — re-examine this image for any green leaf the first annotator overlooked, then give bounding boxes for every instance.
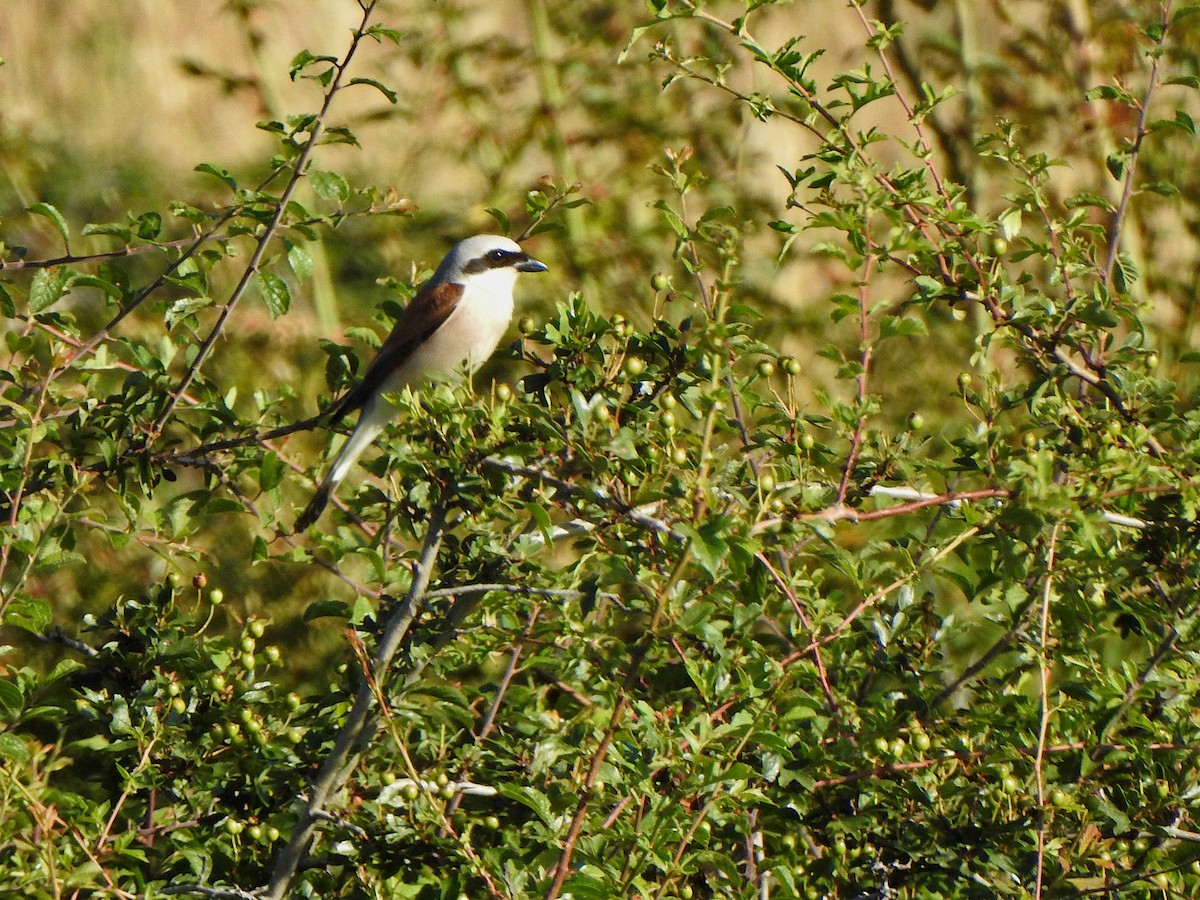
[286,239,314,280]
[0,281,15,317]
[289,49,337,80]
[5,597,52,635]
[166,296,214,330]
[878,315,928,339]
[680,522,729,577]
[365,24,404,44]
[68,273,122,298]
[304,599,352,621]
[997,207,1022,241]
[136,211,163,240]
[29,268,67,313]
[0,679,23,713]
[29,201,71,249]
[1112,254,1139,295]
[349,76,398,104]
[195,162,237,190]
[0,733,30,763]
[259,451,285,491]
[257,271,291,319]
[485,207,511,234]
[496,784,556,827]
[558,875,616,900]
[310,170,350,204]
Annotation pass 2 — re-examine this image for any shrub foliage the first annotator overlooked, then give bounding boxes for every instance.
[2,1,1200,897]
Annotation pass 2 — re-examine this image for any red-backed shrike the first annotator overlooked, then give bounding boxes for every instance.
[296,234,547,530]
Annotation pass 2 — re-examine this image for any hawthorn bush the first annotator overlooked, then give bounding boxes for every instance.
[2,1,1200,897]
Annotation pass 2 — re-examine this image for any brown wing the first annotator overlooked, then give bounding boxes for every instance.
[325,280,464,419]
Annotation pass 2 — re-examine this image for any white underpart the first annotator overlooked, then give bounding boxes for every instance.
[323,256,519,494]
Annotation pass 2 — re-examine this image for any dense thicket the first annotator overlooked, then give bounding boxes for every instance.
[2,2,1200,897]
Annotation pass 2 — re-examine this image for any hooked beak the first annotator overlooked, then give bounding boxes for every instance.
[515,255,548,273]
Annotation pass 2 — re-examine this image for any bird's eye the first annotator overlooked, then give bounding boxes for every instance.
[487,249,507,262]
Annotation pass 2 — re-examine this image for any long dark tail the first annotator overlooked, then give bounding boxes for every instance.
[294,482,333,532]
[294,397,388,532]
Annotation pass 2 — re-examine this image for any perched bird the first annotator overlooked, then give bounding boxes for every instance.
[295,234,547,530]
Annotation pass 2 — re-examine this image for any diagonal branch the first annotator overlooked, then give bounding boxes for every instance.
[1101,2,1171,288]
[146,1,381,446]
[261,500,446,900]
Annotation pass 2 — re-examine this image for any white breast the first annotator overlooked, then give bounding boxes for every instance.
[385,276,516,392]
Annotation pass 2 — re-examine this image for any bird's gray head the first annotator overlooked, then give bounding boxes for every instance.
[438,234,548,285]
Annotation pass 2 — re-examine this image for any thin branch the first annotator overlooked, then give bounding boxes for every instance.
[445,605,541,819]
[160,886,259,900]
[836,252,877,507]
[482,456,686,541]
[808,740,1199,791]
[1102,2,1171,287]
[849,2,952,204]
[545,547,695,900]
[781,525,982,664]
[1034,523,1062,900]
[19,165,287,404]
[261,501,446,900]
[756,551,840,719]
[146,6,377,445]
[0,236,194,270]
